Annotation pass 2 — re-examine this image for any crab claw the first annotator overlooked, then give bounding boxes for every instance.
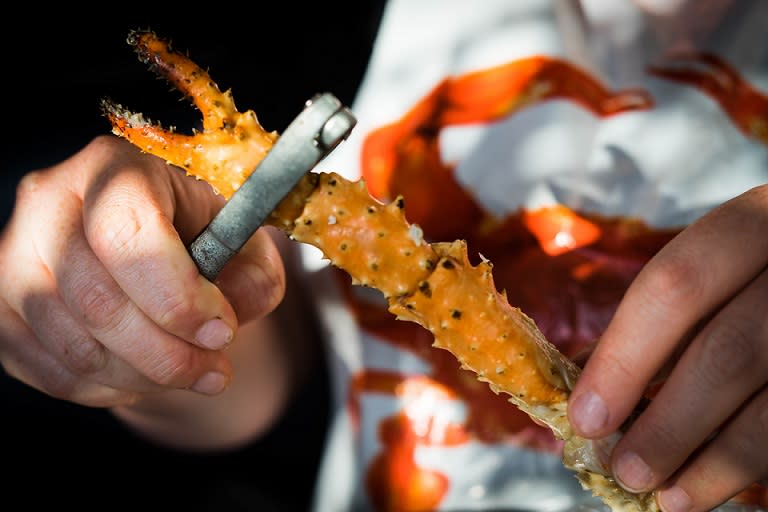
[648,52,768,145]
[101,29,278,198]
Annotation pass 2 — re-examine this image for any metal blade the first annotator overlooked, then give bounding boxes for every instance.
[189,92,356,280]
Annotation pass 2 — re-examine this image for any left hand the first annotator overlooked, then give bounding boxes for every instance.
[567,184,768,512]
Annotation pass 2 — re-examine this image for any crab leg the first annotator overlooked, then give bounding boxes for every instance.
[648,52,768,144]
[104,30,659,512]
[102,30,278,198]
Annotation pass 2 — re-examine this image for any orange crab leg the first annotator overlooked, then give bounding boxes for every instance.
[440,56,654,124]
[648,52,768,144]
[102,30,278,199]
[104,31,662,512]
[127,30,238,132]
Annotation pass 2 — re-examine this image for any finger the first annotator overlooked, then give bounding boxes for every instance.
[569,185,768,438]
[0,299,138,407]
[81,137,238,351]
[611,266,768,492]
[54,219,233,395]
[9,185,161,392]
[0,174,139,405]
[657,386,768,512]
[16,148,232,395]
[215,227,286,324]
[22,266,165,393]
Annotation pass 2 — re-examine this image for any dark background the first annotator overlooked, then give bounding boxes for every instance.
[0,4,386,510]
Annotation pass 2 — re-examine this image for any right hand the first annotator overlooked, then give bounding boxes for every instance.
[0,135,287,408]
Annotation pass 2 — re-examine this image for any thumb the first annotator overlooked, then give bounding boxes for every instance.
[214,227,286,324]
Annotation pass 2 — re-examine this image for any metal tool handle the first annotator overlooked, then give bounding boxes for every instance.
[189,92,356,280]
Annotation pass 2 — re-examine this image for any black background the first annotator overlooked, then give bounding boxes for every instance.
[0,4,386,510]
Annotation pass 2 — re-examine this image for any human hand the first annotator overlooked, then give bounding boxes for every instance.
[568,184,768,511]
[0,136,286,408]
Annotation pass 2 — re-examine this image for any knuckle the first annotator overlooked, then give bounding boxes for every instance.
[633,419,685,471]
[73,280,128,332]
[15,170,57,211]
[641,251,703,311]
[143,348,196,388]
[88,209,144,265]
[155,291,198,331]
[60,336,107,376]
[592,347,638,385]
[15,171,46,202]
[83,135,137,169]
[0,343,102,404]
[696,320,757,388]
[89,134,124,152]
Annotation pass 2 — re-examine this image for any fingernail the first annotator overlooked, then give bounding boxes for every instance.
[570,391,608,436]
[191,371,228,395]
[614,451,653,492]
[658,486,692,512]
[195,318,233,349]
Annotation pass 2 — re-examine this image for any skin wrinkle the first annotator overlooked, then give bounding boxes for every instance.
[15,185,143,386]
[218,228,286,323]
[90,203,145,270]
[608,245,711,381]
[10,168,140,400]
[81,137,173,202]
[123,325,204,389]
[4,299,118,405]
[74,144,234,392]
[75,272,131,333]
[3,135,241,407]
[573,183,768,511]
[625,346,746,486]
[43,216,209,393]
[592,341,643,397]
[139,337,200,388]
[82,160,234,344]
[616,267,768,495]
[81,154,176,271]
[637,243,709,321]
[83,295,211,391]
[105,207,219,337]
[676,390,767,509]
[598,187,768,372]
[20,247,111,378]
[629,406,689,469]
[37,194,178,392]
[31,295,107,376]
[22,286,109,378]
[154,274,206,331]
[696,317,758,391]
